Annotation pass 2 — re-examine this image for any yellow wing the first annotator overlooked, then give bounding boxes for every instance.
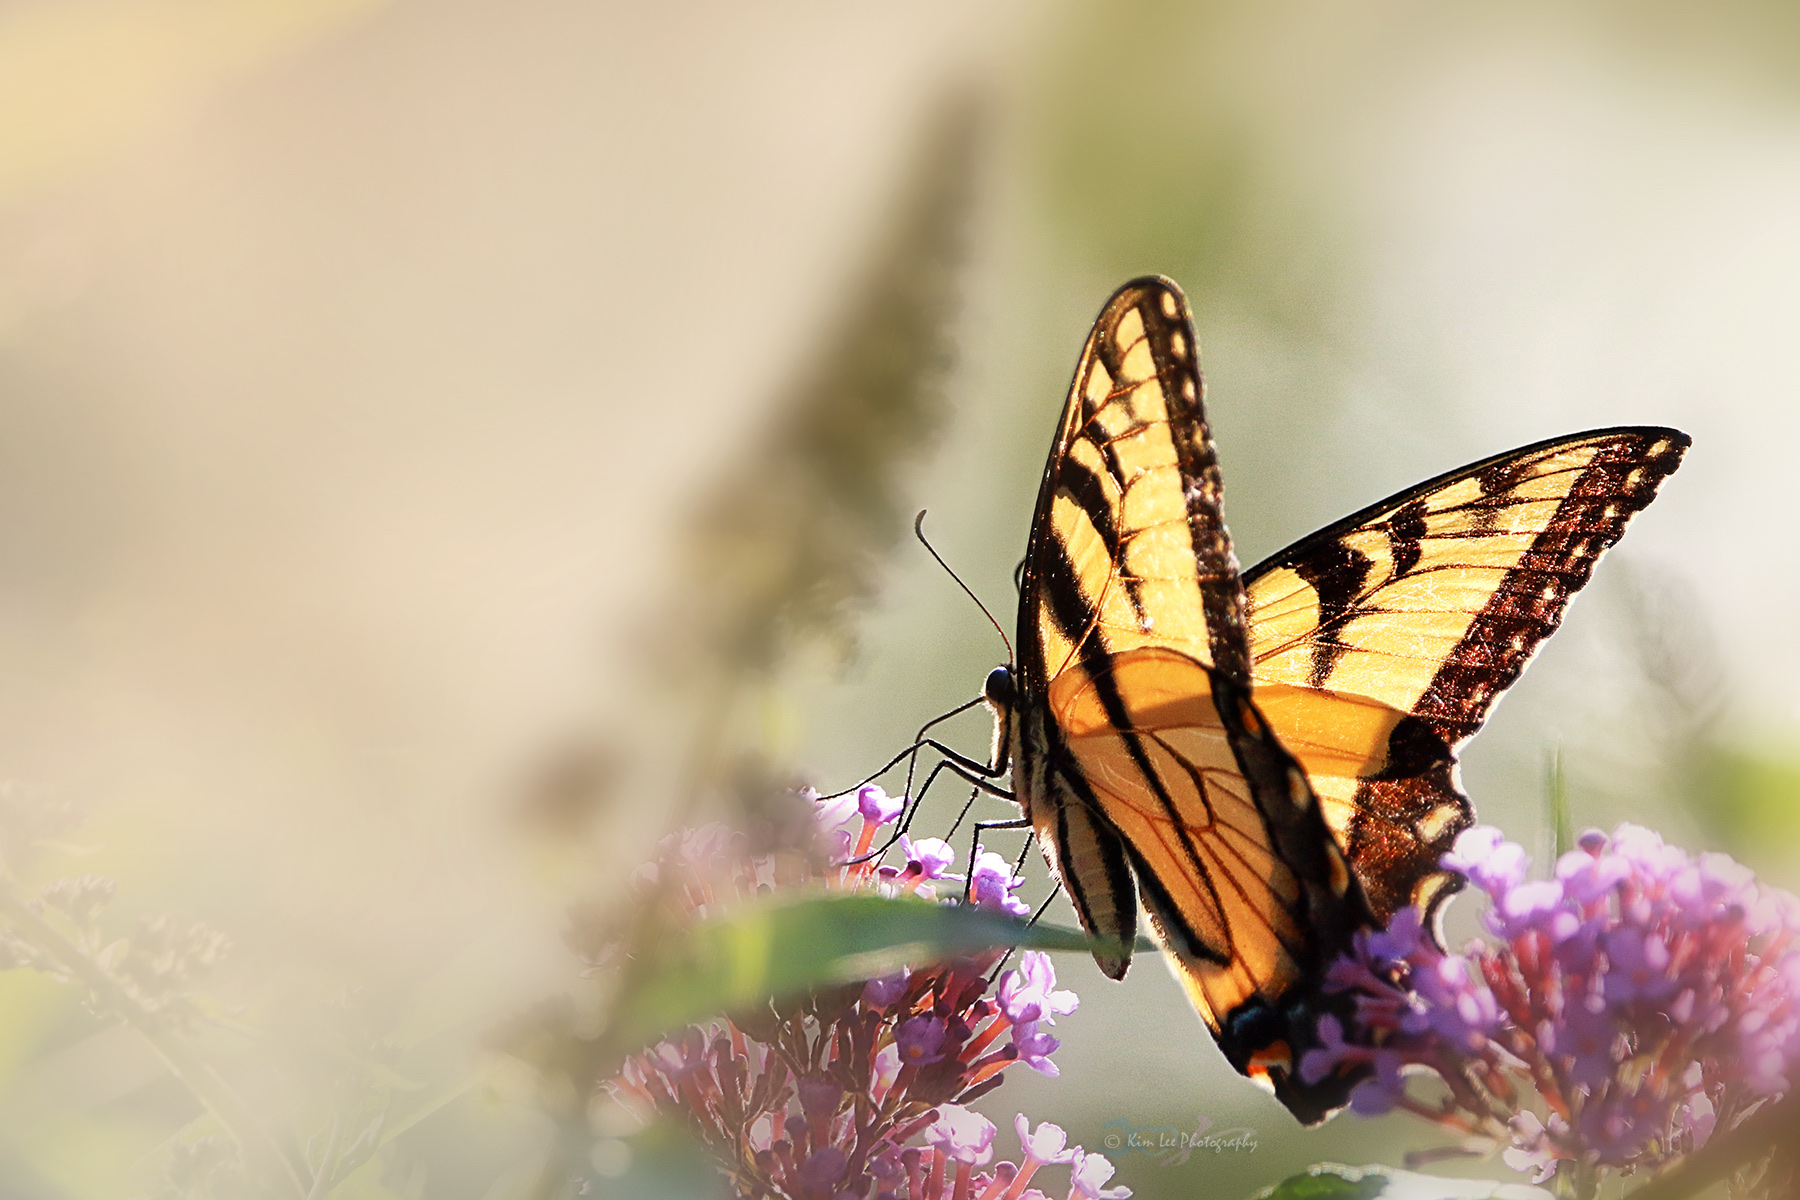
[1244,429,1690,921]
[1018,278,1246,695]
[1008,277,1369,1122]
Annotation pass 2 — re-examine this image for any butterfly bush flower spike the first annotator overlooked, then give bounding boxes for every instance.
[609,790,1126,1199]
[1308,822,1800,1192]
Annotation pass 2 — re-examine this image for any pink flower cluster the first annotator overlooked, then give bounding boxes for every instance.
[888,1109,1129,1200]
[611,787,1125,1199]
[1304,823,1800,1184]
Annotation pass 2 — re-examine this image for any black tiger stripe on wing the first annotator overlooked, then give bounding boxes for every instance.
[1037,516,1104,680]
[1058,455,1124,571]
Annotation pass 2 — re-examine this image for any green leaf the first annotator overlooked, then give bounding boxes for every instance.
[1254,1165,1389,1200]
[616,892,1119,1045]
[1252,1165,1553,1200]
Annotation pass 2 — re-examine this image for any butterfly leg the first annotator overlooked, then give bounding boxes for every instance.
[1011,831,1036,879]
[819,734,1001,804]
[817,695,990,802]
[987,885,1060,984]
[842,746,1012,865]
[964,815,1032,905]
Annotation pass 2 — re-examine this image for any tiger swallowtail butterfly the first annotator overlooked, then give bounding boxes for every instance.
[976,276,1687,1121]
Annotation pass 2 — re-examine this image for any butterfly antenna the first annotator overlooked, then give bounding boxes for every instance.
[915,511,1013,664]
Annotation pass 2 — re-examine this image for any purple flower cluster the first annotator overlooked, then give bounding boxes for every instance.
[1304,823,1800,1185]
[612,786,1125,1199]
[883,1110,1129,1200]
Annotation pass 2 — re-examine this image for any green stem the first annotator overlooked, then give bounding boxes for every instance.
[374,1074,476,1149]
[0,881,308,1198]
[1547,743,1574,859]
[1552,1160,1600,1200]
[305,1111,341,1200]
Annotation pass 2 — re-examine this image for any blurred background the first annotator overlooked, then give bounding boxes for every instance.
[0,0,1797,1196]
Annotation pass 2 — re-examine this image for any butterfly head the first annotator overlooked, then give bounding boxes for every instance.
[982,664,1020,782]
[982,664,1016,712]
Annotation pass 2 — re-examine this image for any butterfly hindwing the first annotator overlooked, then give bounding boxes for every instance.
[1242,429,1690,921]
[1048,647,1361,1019]
[1023,745,1139,981]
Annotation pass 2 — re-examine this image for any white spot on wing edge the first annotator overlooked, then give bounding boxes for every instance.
[1415,803,1463,843]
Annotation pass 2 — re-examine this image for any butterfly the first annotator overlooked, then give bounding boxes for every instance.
[968,276,1688,1122]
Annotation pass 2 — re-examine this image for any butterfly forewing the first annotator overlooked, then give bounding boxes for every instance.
[1023,280,1247,696]
[1009,277,1369,1120]
[1242,428,1689,921]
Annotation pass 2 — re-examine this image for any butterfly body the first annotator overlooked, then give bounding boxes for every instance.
[987,276,1688,1121]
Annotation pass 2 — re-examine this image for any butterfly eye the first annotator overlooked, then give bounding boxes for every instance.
[983,666,1015,709]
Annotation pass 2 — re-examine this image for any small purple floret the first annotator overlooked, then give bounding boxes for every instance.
[1012,1021,1062,1076]
[969,849,1032,918]
[861,968,910,1010]
[857,784,906,826]
[813,791,859,831]
[899,835,958,881]
[1068,1148,1133,1199]
[895,1015,949,1066]
[797,1146,848,1190]
[1443,825,1528,895]
[998,951,1079,1025]
[1014,1115,1077,1166]
[923,1103,997,1165]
